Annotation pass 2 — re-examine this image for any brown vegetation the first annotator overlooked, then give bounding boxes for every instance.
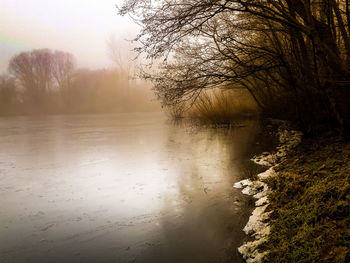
[264,138,350,262]
[189,89,258,125]
[119,0,350,135]
[1,49,159,115]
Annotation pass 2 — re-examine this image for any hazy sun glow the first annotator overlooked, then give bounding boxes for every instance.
[0,0,138,73]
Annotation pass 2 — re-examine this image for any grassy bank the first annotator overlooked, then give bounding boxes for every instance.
[262,137,350,262]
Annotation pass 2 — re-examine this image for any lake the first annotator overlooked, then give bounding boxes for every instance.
[0,112,265,263]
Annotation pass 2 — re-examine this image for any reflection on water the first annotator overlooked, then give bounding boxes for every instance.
[0,112,263,263]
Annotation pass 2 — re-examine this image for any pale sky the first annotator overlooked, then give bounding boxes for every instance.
[0,0,139,73]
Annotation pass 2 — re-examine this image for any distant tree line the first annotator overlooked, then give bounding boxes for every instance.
[119,0,350,134]
[0,49,158,115]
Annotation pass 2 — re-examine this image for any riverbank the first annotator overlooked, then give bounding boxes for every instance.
[234,124,302,262]
[263,136,350,262]
[236,129,350,262]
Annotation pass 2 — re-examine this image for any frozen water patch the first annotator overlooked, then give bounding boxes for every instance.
[243,204,271,238]
[238,238,268,263]
[255,196,268,207]
[234,179,252,189]
[235,126,302,262]
[257,167,276,180]
[251,128,303,167]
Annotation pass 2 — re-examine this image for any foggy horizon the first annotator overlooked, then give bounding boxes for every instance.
[0,0,138,73]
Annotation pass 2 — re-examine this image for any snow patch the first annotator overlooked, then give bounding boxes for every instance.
[257,167,276,180]
[255,196,268,207]
[234,179,252,189]
[238,238,269,263]
[243,204,271,238]
[235,125,302,262]
[251,128,302,167]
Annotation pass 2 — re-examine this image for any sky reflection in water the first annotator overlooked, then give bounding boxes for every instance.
[0,112,263,263]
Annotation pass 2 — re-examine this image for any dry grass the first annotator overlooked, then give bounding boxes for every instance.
[263,138,350,262]
[189,89,258,125]
[165,103,186,120]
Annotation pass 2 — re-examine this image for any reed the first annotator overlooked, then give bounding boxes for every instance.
[189,89,258,125]
[165,103,186,120]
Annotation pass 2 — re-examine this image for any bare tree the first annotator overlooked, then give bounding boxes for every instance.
[119,0,350,133]
[8,49,76,111]
[8,49,54,108]
[52,51,75,105]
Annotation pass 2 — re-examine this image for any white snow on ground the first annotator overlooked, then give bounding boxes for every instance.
[238,238,268,263]
[257,167,276,180]
[251,128,302,167]
[234,179,252,189]
[234,126,302,263]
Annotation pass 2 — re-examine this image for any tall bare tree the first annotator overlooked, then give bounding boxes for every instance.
[8,49,75,110]
[8,49,54,107]
[119,0,350,134]
[52,51,75,105]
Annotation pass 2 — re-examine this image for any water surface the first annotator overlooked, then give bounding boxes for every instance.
[0,112,263,263]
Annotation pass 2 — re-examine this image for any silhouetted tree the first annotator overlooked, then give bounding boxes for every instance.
[8,49,54,110]
[119,0,350,134]
[8,49,76,113]
[1,48,160,115]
